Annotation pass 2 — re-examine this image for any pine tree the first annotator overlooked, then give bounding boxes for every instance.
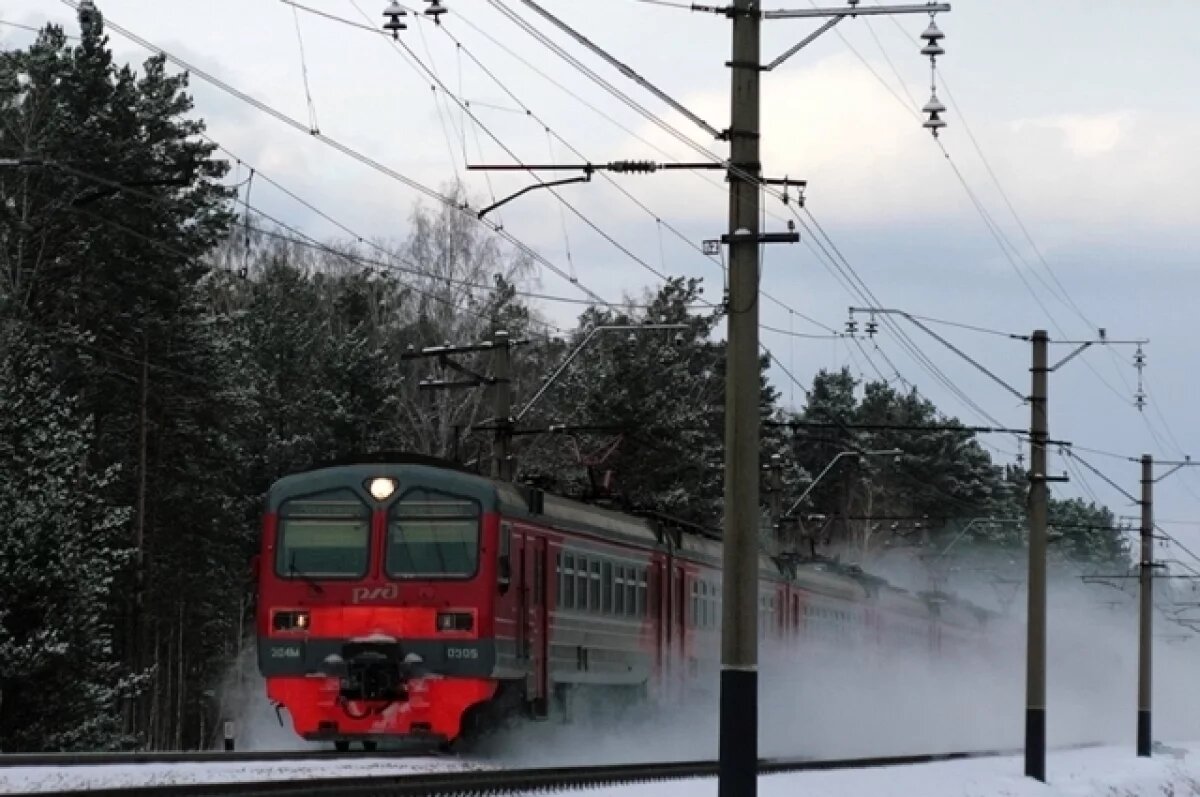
[0,329,133,751]
[1,10,236,748]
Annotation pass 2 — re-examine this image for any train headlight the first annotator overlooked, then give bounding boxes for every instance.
[273,610,312,631]
[436,612,473,632]
[368,477,397,501]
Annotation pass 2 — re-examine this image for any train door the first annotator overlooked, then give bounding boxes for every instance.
[512,527,528,668]
[525,535,549,716]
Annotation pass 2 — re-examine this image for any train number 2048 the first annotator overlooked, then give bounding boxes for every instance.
[446,647,479,660]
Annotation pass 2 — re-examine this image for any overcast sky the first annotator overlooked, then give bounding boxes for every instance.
[5,1,1200,556]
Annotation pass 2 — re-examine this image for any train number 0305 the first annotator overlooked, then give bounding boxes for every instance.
[446,647,479,660]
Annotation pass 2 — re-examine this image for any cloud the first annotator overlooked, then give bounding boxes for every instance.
[601,52,1200,256]
[1013,111,1132,158]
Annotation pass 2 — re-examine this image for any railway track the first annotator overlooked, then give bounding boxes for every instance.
[0,748,451,768]
[4,744,1103,797]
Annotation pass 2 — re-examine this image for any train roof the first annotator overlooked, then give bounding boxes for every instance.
[270,454,993,618]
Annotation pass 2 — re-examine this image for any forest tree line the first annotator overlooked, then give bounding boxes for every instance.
[0,19,1126,751]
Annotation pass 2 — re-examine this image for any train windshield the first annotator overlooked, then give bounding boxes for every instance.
[386,489,480,579]
[277,490,370,579]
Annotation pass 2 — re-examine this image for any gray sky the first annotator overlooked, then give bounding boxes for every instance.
[5,1,1200,556]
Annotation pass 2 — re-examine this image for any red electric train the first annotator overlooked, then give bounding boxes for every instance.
[255,454,992,751]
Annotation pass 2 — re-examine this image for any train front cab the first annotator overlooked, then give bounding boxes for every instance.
[255,464,503,748]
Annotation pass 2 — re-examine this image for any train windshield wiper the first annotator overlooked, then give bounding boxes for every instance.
[289,553,325,595]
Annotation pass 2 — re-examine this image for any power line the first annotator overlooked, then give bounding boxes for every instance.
[444,2,856,335]
[1071,444,1137,462]
[13,159,558,337]
[1,18,75,37]
[339,4,701,303]
[486,0,722,159]
[1062,453,1104,508]
[509,4,1117,470]
[862,4,1195,474]
[197,137,667,316]
[468,0,1113,477]
[513,0,722,140]
[66,1,1023,473]
[57,0,620,316]
[320,1,844,338]
[794,204,1011,432]
[903,313,1023,340]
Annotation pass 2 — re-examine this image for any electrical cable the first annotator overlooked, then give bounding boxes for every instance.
[369,17,685,294]
[290,3,320,133]
[56,0,619,314]
[13,162,563,337]
[312,0,847,342]
[861,2,1197,473]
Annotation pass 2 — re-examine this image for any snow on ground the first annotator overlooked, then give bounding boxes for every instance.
[570,744,1200,797]
[0,756,485,794]
[1,744,1196,796]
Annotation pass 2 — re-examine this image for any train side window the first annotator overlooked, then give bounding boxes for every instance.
[625,569,637,617]
[563,554,575,609]
[637,570,647,618]
[590,561,602,613]
[601,561,613,613]
[614,567,626,615]
[555,552,562,608]
[575,555,589,611]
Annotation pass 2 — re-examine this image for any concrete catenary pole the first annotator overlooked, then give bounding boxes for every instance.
[720,0,762,795]
[1025,329,1049,782]
[1137,453,1153,757]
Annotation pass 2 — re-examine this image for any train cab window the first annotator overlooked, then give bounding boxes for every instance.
[386,489,480,579]
[601,562,613,613]
[277,489,370,579]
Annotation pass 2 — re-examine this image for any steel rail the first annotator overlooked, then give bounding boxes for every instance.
[10,744,1105,797]
[0,748,452,768]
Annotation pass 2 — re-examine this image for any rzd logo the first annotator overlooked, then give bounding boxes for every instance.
[352,584,400,604]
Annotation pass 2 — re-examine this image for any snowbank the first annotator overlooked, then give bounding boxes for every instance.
[1,745,1195,796]
[0,756,478,794]
[576,744,1200,797]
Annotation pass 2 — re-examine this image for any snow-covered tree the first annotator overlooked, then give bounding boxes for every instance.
[0,331,133,751]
